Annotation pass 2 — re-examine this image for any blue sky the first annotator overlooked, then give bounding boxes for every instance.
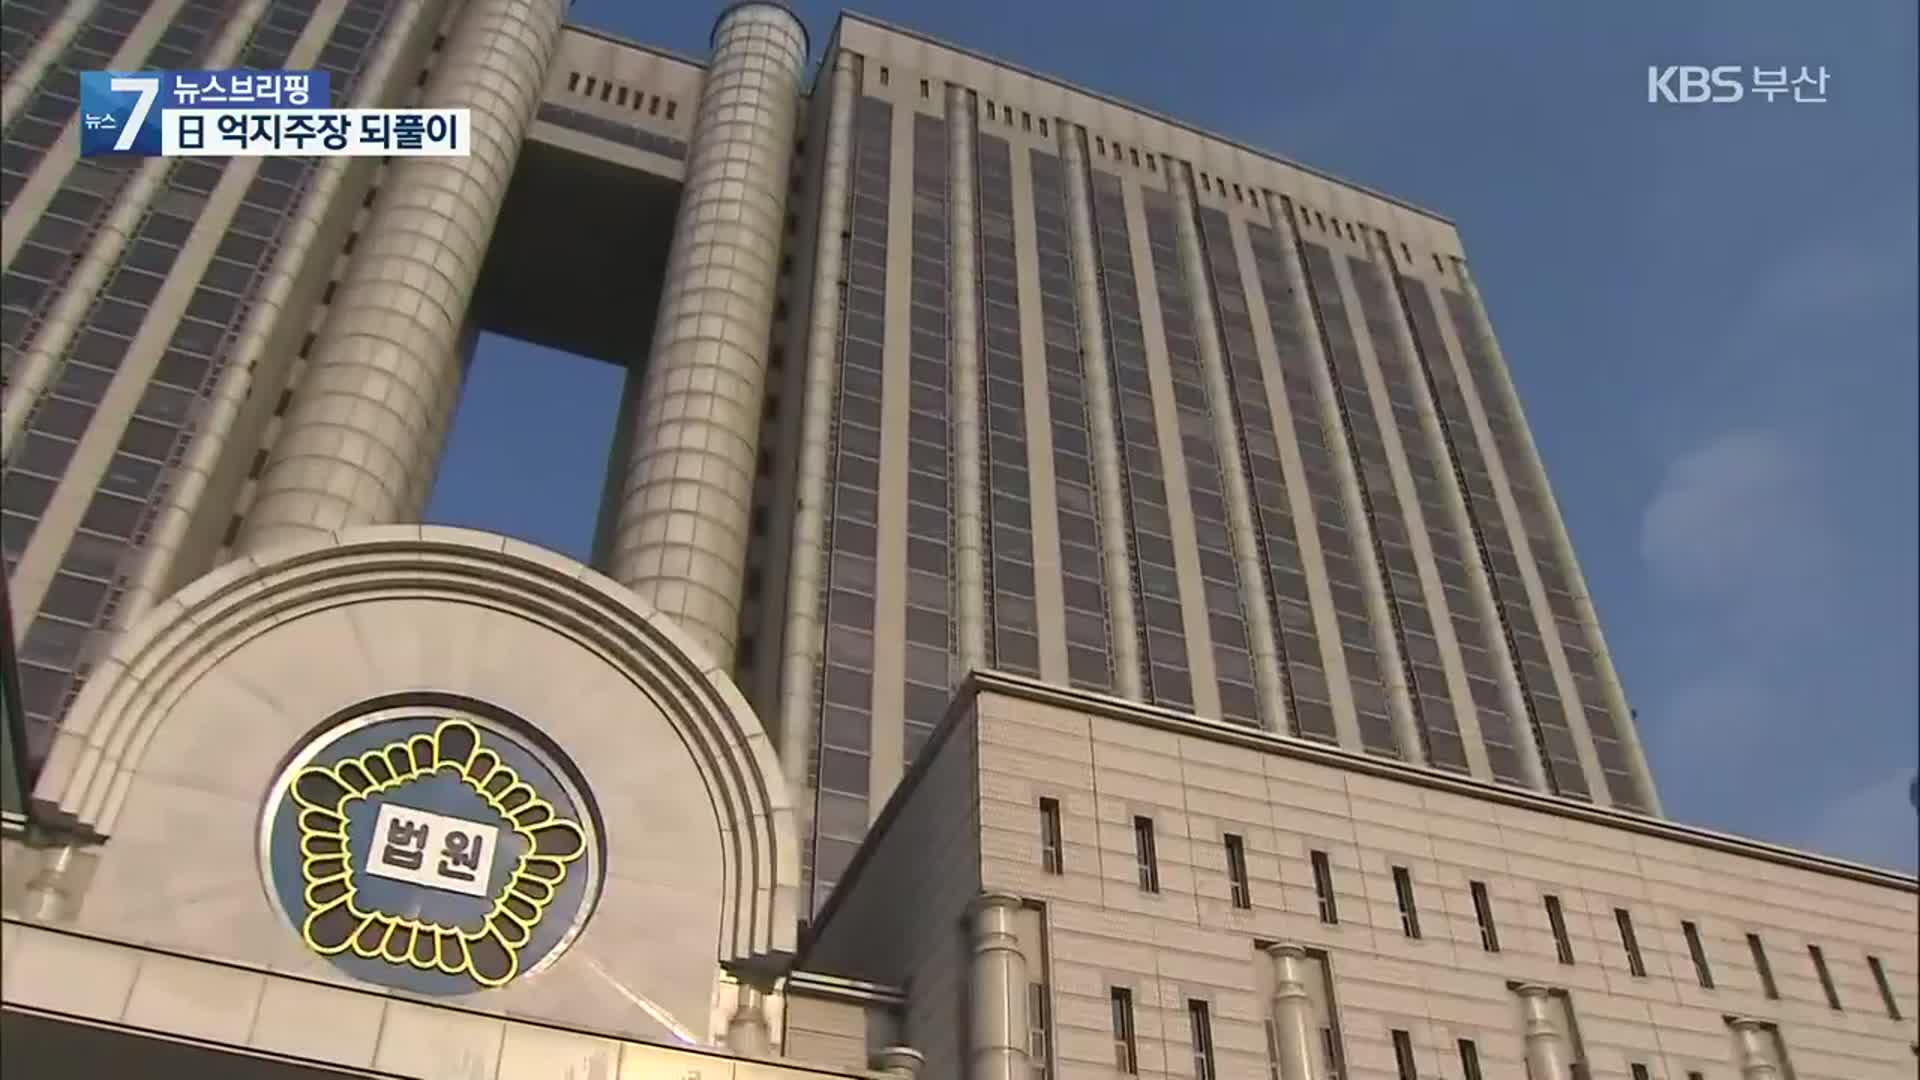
[427,1,1918,871]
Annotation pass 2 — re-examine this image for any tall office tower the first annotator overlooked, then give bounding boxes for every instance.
[3,6,1913,1078]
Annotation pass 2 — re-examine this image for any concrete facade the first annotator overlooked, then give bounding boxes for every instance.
[1,4,1914,1079]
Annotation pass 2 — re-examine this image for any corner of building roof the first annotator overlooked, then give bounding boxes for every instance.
[826,9,1456,229]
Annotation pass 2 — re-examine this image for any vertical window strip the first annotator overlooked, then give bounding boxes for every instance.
[1141,191,1254,726]
[903,110,952,761]
[1241,222,1342,744]
[1196,210,1314,734]
[1440,283,1642,809]
[1403,280,1587,798]
[1027,148,1114,691]
[807,93,894,910]
[974,133,1038,678]
[1290,240,1401,759]
[1086,167,1189,710]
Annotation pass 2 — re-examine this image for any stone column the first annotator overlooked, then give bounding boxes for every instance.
[602,2,808,666]
[724,983,772,1056]
[873,1046,926,1079]
[1166,160,1289,732]
[775,48,855,802]
[237,0,571,554]
[1263,942,1319,1080]
[1516,984,1568,1080]
[1057,123,1144,700]
[1729,1018,1780,1080]
[968,892,1030,1080]
[946,85,989,675]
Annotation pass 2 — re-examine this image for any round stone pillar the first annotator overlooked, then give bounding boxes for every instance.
[968,892,1030,1080]
[725,983,771,1055]
[873,1046,926,1079]
[238,0,571,554]
[1263,942,1319,1080]
[603,2,808,666]
[1516,984,1568,1080]
[1729,1017,1780,1080]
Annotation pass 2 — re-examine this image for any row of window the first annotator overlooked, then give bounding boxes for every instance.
[886,62,1366,226]
[1039,798,1906,1021]
[561,69,678,121]
[1097,942,1890,1080]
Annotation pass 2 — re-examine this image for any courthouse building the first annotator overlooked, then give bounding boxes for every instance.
[0,1,1914,1077]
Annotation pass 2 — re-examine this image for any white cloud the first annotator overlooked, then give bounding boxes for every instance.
[1638,430,1830,623]
[1798,769,1920,873]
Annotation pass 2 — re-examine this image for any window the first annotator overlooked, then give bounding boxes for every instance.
[1687,1073,1705,1080]
[1039,798,1063,874]
[1110,988,1138,1073]
[1869,954,1903,1019]
[1319,1028,1345,1079]
[1615,909,1646,977]
[1457,1038,1483,1080]
[664,100,676,120]
[1038,118,1048,136]
[1223,834,1250,909]
[1682,920,1715,989]
[1545,895,1574,964]
[878,66,889,86]
[919,78,929,98]
[1748,933,1779,999]
[1310,850,1337,923]
[1187,1000,1215,1080]
[1133,817,1159,893]
[1630,1065,1650,1080]
[1469,880,1499,952]
[1809,944,1842,1010]
[1392,866,1421,938]
[1028,982,1052,1080]
[1390,1029,1417,1080]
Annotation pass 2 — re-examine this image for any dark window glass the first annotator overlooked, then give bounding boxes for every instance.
[1392,866,1421,938]
[1039,797,1063,874]
[1682,920,1715,989]
[1390,1029,1417,1080]
[1223,833,1250,909]
[1457,1039,1483,1080]
[1748,933,1778,998]
[1310,850,1337,924]
[1809,944,1842,1010]
[1187,1000,1215,1080]
[1869,955,1902,1019]
[1546,895,1575,964]
[41,572,108,624]
[1615,908,1646,978]
[1110,988,1137,1074]
[1470,880,1499,952]
[1132,816,1158,893]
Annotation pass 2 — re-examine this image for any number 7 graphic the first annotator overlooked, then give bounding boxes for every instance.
[110,75,159,152]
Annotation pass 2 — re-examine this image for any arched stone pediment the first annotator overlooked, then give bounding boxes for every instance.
[28,526,797,1037]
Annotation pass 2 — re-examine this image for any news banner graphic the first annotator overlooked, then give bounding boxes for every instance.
[79,69,469,157]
